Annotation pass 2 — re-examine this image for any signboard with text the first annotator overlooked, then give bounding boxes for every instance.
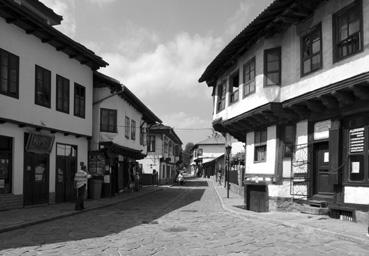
[349,128,365,153]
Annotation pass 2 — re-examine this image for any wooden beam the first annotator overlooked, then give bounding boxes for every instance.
[332,91,355,106]
[69,53,78,59]
[26,28,38,34]
[291,105,310,118]
[319,94,339,109]
[280,108,299,121]
[56,46,66,51]
[18,124,26,128]
[6,17,17,24]
[351,85,369,100]
[305,100,326,113]
[42,37,53,43]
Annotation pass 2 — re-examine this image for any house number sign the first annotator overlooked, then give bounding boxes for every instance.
[349,128,365,153]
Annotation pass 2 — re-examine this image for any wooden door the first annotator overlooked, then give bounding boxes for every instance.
[247,185,267,212]
[313,142,334,196]
[24,152,49,205]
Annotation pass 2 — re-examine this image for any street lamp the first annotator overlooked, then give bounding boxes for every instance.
[225,145,232,199]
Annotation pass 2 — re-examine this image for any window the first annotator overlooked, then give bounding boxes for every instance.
[131,120,136,140]
[333,0,363,62]
[100,108,117,133]
[164,136,168,153]
[35,65,51,108]
[229,70,239,104]
[169,141,173,155]
[56,75,70,113]
[125,116,130,138]
[243,57,256,97]
[0,49,19,98]
[301,24,322,76]
[74,83,85,118]
[217,81,226,113]
[148,135,156,152]
[140,126,146,146]
[254,129,267,162]
[0,136,12,194]
[198,148,203,156]
[264,47,281,86]
[282,125,296,158]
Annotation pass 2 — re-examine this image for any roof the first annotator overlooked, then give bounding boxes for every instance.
[93,72,162,124]
[195,135,225,146]
[149,124,183,145]
[198,0,324,86]
[0,0,108,70]
[22,0,63,25]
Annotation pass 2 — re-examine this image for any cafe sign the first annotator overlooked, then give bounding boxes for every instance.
[314,120,331,140]
[25,133,55,154]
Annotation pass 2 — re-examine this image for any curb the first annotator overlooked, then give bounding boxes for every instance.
[211,180,369,245]
[0,187,163,234]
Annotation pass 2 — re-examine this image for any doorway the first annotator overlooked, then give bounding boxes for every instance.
[55,144,77,203]
[246,185,268,212]
[313,142,334,198]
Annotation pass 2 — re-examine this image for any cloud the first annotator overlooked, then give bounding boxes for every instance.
[84,0,117,6]
[39,0,76,37]
[162,112,211,129]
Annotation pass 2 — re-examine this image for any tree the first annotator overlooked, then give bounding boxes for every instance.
[182,142,195,168]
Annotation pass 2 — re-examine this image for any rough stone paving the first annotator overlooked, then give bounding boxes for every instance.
[0,180,368,256]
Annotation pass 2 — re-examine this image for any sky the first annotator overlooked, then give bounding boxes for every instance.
[41,0,273,146]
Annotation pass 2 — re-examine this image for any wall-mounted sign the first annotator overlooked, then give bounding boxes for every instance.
[324,152,329,163]
[349,128,365,153]
[314,120,331,140]
[351,162,360,174]
[88,151,105,176]
[26,133,55,154]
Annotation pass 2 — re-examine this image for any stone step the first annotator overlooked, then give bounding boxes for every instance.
[308,200,328,208]
[301,204,329,215]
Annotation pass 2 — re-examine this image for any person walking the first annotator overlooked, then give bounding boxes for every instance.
[74,162,91,210]
[152,169,158,186]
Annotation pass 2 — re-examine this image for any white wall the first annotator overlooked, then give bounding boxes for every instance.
[0,17,93,136]
[245,125,277,175]
[344,186,369,205]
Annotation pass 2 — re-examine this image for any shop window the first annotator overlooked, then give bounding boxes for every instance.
[229,70,239,104]
[243,57,256,97]
[131,120,136,140]
[282,125,296,158]
[254,129,267,162]
[100,108,117,133]
[0,136,12,194]
[125,116,130,138]
[74,83,85,118]
[56,75,70,113]
[217,81,226,113]
[264,47,281,86]
[333,0,363,62]
[0,48,19,98]
[147,135,155,152]
[35,65,51,108]
[301,24,322,76]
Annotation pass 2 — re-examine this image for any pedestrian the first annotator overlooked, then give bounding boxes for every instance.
[152,169,158,186]
[74,162,91,210]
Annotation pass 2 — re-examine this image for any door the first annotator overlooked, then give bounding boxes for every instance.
[247,185,267,212]
[313,142,334,197]
[24,152,49,205]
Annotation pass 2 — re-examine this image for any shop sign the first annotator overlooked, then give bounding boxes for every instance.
[88,152,105,176]
[26,133,55,154]
[314,120,331,140]
[349,128,365,153]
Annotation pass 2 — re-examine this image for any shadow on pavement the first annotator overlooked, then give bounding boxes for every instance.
[0,186,205,251]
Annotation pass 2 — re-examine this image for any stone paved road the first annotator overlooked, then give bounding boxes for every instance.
[0,179,369,256]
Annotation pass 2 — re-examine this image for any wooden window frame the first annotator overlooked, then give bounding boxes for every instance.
[35,65,51,108]
[254,129,267,163]
[100,108,117,133]
[333,0,363,63]
[0,48,19,99]
[301,23,323,77]
[264,47,281,87]
[56,75,70,114]
[243,57,256,98]
[148,135,156,152]
[131,119,136,140]
[74,83,85,118]
[125,116,130,139]
[282,124,296,158]
[216,81,226,113]
[229,70,239,104]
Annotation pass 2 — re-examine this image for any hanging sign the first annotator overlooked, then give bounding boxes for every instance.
[349,128,365,153]
[25,133,55,154]
[314,120,331,140]
[88,151,105,176]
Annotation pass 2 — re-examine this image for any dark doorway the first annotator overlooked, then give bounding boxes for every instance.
[0,135,12,194]
[246,185,268,212]
[23,151,50,205]
[313,142,334,198]
[55,144,77,203]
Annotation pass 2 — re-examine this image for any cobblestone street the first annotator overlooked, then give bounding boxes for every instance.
[0,179,368,256]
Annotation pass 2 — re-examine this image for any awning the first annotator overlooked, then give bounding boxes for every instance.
[100,142,146,160]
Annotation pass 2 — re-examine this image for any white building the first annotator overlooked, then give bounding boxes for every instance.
[0,0,107,209]
[91,72,161,194]
[199,0,369,216]
[139,124,182,184]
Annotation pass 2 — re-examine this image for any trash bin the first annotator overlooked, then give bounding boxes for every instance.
[88,179,103,199]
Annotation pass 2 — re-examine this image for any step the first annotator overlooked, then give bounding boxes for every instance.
[301,204,329,215]
[309,200,328,208]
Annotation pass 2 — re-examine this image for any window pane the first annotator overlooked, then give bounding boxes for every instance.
[312,38,320,54]
[250,81,255,93]
[267,60,280,72]
[267,51,279,62]
[312,55,321,70]
[303,59,311,74]
[339,23,348,41]
[261,130,267,143]
[349,155,364,181]
[266,72,280,85]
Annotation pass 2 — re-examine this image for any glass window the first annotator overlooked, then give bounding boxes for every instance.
[254,129,267,162]
[35,65,51,108]
[125,116,130,138]
[56,75,70,113]
[283,125,296,158]
[74,83,85,118]
[243,57,256,97]
[217,81,226,112]
[147,135,156,152]
[0,49,19,98]
[264,47,281,86]
[333,0,363,62]
[100,108,117,133]
[229,70,239,104]
[131,120,136,140]
[301,24,322,76]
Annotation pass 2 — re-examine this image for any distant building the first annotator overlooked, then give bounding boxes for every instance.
[199,0,369,214]
[0,0,107,209]
[139,124,182,184]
